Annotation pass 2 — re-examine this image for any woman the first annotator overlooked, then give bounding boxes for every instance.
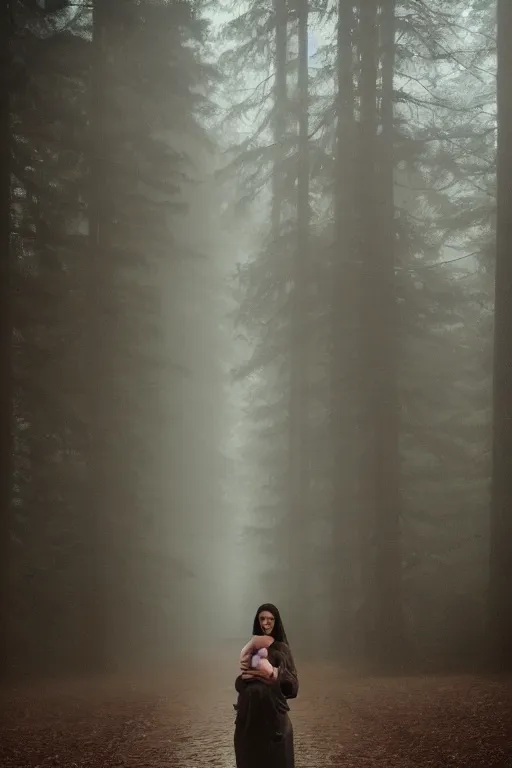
[234,603,298,768]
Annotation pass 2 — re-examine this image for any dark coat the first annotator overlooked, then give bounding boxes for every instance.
[234,641,298,768]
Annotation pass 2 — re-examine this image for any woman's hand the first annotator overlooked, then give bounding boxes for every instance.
[241,668,276,683]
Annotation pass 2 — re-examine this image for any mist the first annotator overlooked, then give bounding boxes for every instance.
[1,0,511,766]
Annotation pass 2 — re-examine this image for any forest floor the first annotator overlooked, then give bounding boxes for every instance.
[1,659,511,767]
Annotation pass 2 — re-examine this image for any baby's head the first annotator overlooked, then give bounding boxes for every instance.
[251,647,269,668]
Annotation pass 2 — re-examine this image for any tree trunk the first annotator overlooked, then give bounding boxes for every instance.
[331,0,358,656]
[288,0,310,637]
[356,0,379,668]
[489,0,512,673]
[271,0,287,242]
[357,0,405,673]
[85,0,111,673]
[0,0,12,680]
[373,0,405,669]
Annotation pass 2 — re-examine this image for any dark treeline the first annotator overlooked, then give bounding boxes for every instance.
[220,0,511,673]
[1,0,220,679]
[1,0,511,683]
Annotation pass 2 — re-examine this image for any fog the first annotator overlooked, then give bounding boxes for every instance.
[1,0,511,766]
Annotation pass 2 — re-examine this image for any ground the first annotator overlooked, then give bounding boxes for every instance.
[1,659,511,767]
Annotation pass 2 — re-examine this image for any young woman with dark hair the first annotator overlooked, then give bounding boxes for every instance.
[233,604,298,768]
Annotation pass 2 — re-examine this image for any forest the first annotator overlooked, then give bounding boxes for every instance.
[1,1,512,762]
[2,0,512,765]
[221,0,512,674]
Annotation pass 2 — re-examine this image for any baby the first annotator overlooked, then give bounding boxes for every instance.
[239,634,276,678]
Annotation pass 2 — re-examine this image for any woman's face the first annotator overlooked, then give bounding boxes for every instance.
[258,610,275,635]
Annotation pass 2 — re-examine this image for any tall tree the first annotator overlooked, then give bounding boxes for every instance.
[0,0,13,677]
[373,0,405,667]
[357,0,381,664]
[489,0,512,672]
[272,0,288,243]
[330,0,358,652]
[288,0,310,630]
[1,0,215,678]
[86,0,216,670]
[86,0,111,672]
[1,0,82,679]
[356,0,405,669]
[219,0,301,626]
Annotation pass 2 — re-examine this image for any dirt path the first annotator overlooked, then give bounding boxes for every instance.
[1,660,511,767]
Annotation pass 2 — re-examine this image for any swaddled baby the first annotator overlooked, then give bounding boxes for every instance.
[239,634,276,678]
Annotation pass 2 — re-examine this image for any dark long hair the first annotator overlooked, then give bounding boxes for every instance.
[252,603,289,645]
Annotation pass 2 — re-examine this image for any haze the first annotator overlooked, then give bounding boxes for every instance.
[1,1,511,766]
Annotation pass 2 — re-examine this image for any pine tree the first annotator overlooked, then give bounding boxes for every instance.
[85,0,215,670]
[0,0,13,678]
[288,0,311,634]
[4,0,88,678]
[3,0,216,677]
[219,0,300,620]
[489,0,512,672]
[329,0,359,653]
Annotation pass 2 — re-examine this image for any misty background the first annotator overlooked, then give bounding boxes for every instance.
[1,0,511,691]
